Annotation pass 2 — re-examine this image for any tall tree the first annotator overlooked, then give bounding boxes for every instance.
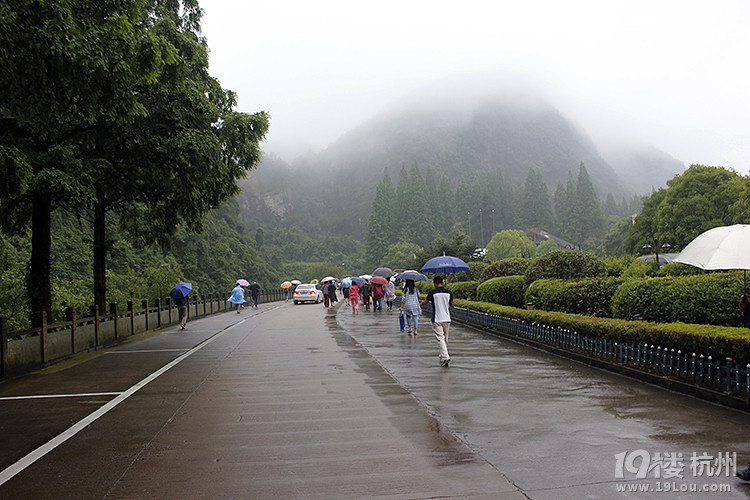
[0,0,180,320]
[400,162,431,246]
[627,165,748,252]
[517,168,554,231]
[365,169,396,268]
[572,163,605,248]
[435,174,454,236]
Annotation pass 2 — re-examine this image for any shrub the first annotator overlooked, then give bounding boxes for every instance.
[456,299,750,365]
[524,277,623,317]
[612,273,744,326]
[476,276,527,308]
[479,257,531,282]
[454,261,489,282]
[447,280,479,300]
[525,250,606,284]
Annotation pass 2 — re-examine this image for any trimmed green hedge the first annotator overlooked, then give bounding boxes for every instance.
[446,280,479,300]
[612,273,743,326]
[477,276,526,308]
[525,250,606,284]
[455,299,750,365]
[480,257,531,281]
[524,277,624,317]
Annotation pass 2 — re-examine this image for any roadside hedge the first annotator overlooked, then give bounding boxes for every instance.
[455,299,750,365]
[480,257,531,281]
[612,273,743,326]
[524,250,606,284]
[525,277,624,317]
[446,280,479,300]
[477,276,526,308]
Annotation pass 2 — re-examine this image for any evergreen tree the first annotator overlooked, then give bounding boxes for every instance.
[435,174,454,236]
[365,169,396,267]
[572,162,605,248]
[517,169,554,230]
[401,162,432,246]
[454,178,474,240]
[554,171,576,240]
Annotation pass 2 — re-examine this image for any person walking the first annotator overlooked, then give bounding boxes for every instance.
[327,282,338,309]
[227,283,246,313]
[249,281,261,308]
[349,282,360,314]
[361,281,372,311]
[420,275,454,367]
[384,279,396,311]
[175,295,189,329]
[399,279,421,335]
[371,281,384,311]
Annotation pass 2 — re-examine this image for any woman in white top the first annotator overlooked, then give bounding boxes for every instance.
[399,280,421,335]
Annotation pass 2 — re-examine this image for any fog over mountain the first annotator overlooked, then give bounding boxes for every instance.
[238,87,684,241]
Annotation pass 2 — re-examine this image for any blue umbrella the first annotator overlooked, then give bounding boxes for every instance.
[420,255,470,274]
[341,277,353,287]
[170,282,193,299]
[395,270,429,281]
[350,276,366,284]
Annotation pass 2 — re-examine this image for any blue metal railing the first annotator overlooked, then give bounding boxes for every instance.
[445,305,750,400]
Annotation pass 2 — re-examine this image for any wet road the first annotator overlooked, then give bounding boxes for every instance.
[0,298,749,499]
[335,304,750,499]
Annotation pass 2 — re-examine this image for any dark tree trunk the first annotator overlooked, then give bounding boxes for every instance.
[29,190,52,323]
[93,197,107,314]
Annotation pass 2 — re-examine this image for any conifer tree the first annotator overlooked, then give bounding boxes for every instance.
[435,174,453,236]
[365,169,396,267]
[517,169,554,230]
[572,162,605,247]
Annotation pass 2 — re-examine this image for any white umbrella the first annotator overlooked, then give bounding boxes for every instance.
[674,224,750,290]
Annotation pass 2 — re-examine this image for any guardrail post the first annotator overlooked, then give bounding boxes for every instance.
[110,303,118,339]
[154,298,161,327]
[166,297,172,324]
[66,307,76,354]
[142,299,149,331]
[127,301,135,336]
[202,294,207,317]
[1,316,7,376]
[34,311,47,363]
[90,305,100,346]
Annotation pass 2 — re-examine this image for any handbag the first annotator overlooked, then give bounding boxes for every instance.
[399,310,405,332]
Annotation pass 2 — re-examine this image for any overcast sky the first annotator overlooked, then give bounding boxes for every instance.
[200,0,750,171]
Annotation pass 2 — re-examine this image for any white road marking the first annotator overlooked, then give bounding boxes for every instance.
[107,349,188,354]
[0,392,121,401]
[0,317,247,486]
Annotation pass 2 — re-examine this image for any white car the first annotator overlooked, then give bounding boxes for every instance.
[293,284,323,304]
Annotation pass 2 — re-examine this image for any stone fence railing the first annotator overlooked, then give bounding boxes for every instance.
[0,289,286,380]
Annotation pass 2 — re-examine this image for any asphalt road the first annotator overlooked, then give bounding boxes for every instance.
[1,297,749,499]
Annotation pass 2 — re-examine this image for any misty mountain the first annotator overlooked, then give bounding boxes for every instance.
[600,145,685,195]
[238,94,679,243]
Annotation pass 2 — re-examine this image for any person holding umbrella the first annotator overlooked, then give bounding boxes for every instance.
[420,275,455,367]
[399,279,422,335]
[170,282,192,329]
[349,280,361,314]
[384,278,396,311]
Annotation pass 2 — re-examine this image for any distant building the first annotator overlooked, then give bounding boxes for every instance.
[525,228,580,250]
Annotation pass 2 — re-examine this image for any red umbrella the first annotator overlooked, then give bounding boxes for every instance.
[370,276,388,285]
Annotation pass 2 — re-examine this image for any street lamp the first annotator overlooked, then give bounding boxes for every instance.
[643,242,671,267]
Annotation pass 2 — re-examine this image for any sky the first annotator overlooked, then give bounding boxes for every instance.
[199,0,750,171]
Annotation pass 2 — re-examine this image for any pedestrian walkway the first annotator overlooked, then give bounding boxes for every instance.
[0,300,525,499]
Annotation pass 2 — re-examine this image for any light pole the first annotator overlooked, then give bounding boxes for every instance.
[479,209,484,247]
[643,242,671,267]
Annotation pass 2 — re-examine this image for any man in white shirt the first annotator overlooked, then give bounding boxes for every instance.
[421,275,454,367]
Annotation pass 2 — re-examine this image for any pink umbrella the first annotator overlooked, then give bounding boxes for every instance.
[370,276,388,285]
[236,279,250,287]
